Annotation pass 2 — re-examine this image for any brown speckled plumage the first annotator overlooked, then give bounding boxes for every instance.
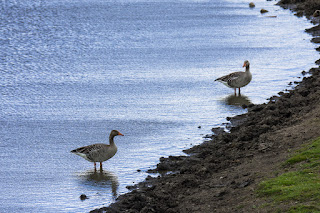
[71,130,124,171]
[215,60,252,95]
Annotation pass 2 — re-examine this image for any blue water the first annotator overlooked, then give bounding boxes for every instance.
[0,0,318,212]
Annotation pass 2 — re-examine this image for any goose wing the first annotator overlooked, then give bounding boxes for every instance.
[215,71,244,87]
[215,71,243,82]
[71,144,109,162]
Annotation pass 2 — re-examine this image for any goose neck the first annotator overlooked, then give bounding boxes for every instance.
[109,135,115,146]
[245,65,250,72]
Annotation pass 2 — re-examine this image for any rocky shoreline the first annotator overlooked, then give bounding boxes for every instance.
[91,1,320,212]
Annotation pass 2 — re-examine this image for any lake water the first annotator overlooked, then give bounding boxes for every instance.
[0,0,318,212]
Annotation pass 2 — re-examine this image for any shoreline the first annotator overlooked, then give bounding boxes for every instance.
[91,1,320,212]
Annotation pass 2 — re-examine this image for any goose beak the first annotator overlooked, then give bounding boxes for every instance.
[243,63,246,67]
[118,132,124,136]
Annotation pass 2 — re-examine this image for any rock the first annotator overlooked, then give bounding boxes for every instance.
[260,9,269,14]
[141,206,156,213]
[126,185,136,190]
[305,25,320,37]
[249,2,255,8]
[238,179,253,188]
[313,10,320,17]
[80,194,88,200]
[214,189,228,197]
[203,134,213,138]
[311,37,320,43]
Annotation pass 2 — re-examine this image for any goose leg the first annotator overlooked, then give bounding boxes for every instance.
[238,88,241,96]
[234,88,237,96]
[94,162,97,172]
[100,162,103,171]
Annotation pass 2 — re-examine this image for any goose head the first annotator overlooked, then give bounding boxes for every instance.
[110,130,124,138]
[243,60,250,68]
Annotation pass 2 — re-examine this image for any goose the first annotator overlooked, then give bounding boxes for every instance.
[71,130,124,171]
[215,60,252,96]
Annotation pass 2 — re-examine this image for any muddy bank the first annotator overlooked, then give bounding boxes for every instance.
[276,0,320,20]
[91,2,320,213]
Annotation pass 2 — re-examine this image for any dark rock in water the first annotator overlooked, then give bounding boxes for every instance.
[126,185,136,190]
[80,194,88,200]
[249,2,255,8]
[306,25,320,37]
[203,134,214,139]
[311,37,320,43]
[260,9,269,13]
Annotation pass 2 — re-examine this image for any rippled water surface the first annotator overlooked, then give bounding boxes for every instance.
[0,0,318,212]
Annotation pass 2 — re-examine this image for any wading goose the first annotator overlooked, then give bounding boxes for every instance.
[215,60,252,96]
[71,130,124,171]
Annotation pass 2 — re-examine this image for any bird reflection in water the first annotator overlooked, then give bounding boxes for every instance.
[224,94,252,107]
[78,169,119,199]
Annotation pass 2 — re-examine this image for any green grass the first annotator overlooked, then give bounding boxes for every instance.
[285,138,320,166]
[257,137,320,212]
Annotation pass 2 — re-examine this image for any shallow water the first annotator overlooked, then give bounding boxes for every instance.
[0,0,318,212]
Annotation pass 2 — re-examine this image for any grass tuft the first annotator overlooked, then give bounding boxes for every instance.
[285,138,320,166]
[257,137,320,211]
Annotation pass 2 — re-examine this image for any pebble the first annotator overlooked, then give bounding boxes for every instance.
[260,9,268,13]
[80,194,88,200]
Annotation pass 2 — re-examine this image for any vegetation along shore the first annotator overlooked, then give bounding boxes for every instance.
[91,0,320,212]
